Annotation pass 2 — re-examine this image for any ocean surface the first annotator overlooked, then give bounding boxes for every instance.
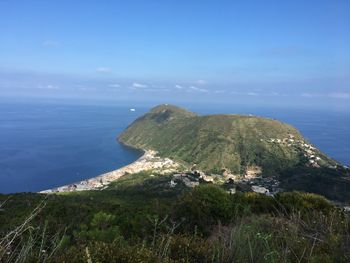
[0,100,349,194]
[0,101,146,193]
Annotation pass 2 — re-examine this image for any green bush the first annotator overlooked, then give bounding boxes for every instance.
[74,212,122,243]
[275,191,334,214]
[231,192,276,215]
[174,185,232,234]
[167,234,213,262]
[88,241,159,263]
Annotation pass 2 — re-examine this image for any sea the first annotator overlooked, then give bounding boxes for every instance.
[0,99,349,194]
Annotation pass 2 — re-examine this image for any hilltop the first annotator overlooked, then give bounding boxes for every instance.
[119,104,350,201]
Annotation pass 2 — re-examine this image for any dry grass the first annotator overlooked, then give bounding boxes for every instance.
[0,196,65,263]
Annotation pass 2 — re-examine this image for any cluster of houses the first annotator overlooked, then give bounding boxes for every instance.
[220,171,282,196]
[168,169,283,197]
[262,133,297,146]
[170,172,200,188]
[236,176,282,196]
[262,134,330,168]
[301,143,323,167]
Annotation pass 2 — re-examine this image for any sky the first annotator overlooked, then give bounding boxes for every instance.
[0,0,349,109]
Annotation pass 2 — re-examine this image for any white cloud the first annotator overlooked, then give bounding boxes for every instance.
[38,84,60,90]
[108,83,120,88]
[96,67,112,73]
[269,92,287,97]
[42,40,61,47]
[175,84,183,90]
[230,91,260,96]
[188,86,209,93]
[301,93,323,98]
[132,82,148,88]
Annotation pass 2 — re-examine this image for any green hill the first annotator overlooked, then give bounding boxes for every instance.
[119,104,350,201]
[119,104,338,176]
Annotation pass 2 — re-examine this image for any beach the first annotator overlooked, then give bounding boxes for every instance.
[40,150,180,193]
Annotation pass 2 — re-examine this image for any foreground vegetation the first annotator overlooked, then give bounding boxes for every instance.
[1,172,349,262]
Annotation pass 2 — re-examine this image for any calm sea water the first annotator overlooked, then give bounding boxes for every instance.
[0,101,145,193]
[0,100,349,193]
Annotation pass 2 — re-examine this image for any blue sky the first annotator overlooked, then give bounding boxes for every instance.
[0,0,349,108]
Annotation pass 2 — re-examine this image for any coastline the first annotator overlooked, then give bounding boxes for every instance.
[40,150,180,193]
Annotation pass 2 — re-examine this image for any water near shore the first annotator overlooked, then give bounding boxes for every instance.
[0,100,145,193]
[0,100,349,193]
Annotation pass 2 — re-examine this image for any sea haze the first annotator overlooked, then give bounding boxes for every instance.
[0,100,349,194]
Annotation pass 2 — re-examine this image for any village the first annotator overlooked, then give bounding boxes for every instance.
[168,168,282,197]
[261,133,337,168]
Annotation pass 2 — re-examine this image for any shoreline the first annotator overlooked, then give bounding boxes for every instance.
[40,150,180,193]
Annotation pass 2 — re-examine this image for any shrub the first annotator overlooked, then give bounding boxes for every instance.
[174,185,232,234]
[275,192,334,214]
[166,234,213,262]
[74,212,121,243]
[231,192,276,215]
[88,241,159,263]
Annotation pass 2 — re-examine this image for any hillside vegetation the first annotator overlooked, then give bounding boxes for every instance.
[1,173,350,262]
[119,104,337,176]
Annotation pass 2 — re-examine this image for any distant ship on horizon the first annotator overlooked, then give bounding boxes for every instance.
[129,108,136,112]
